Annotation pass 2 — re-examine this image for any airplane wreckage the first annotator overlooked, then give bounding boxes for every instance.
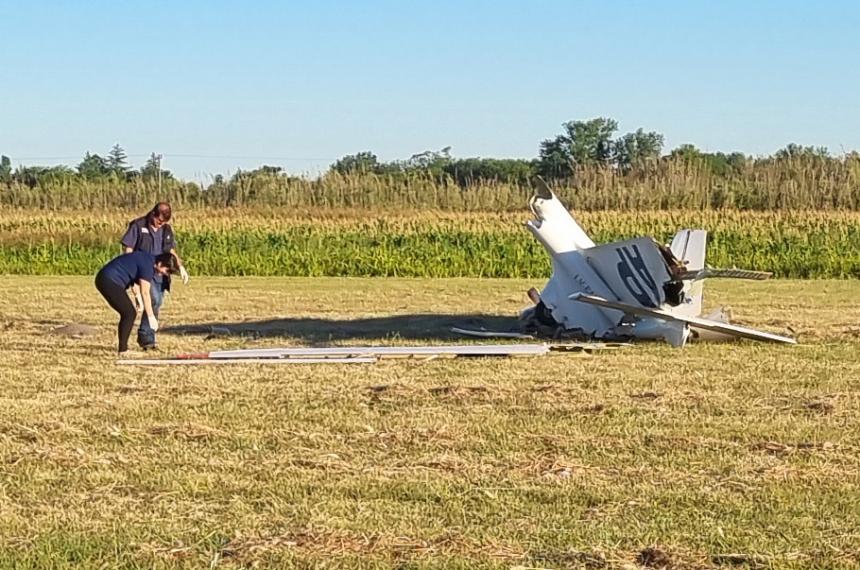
[120,183,794,365]
[511,181,796,347]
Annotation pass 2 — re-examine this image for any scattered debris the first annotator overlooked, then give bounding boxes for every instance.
[200,344,551,359]
[116,343,583,365]
[451,326,535,339]
[116,340,630,365]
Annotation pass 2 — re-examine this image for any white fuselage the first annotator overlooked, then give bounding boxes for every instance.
[526,191,690,346]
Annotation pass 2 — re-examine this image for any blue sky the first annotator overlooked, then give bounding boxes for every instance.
[1,0,858,180]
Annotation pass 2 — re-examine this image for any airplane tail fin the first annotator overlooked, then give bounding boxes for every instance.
[670,229,707,272]
[669,229,707,317]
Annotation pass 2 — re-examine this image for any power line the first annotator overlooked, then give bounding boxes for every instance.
[9,153,335,162]
[11,154,150,160]
[164,153,334,161]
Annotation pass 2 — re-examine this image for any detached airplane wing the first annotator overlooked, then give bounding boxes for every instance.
[570,293,797,345]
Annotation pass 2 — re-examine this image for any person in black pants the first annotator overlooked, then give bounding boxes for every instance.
[121,202,190,350]
[95,252,180,354]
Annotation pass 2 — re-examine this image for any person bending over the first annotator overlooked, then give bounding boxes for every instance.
[121,202,189,350]
[95,251,180,354]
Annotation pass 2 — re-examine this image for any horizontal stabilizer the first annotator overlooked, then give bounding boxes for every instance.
[570,293,796,345]
[680,267,773,281]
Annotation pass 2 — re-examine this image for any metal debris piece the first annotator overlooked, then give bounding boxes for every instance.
[450,327,535,339]
[194,344,552,360]
[117,343,556,365]
[118,357,378,366]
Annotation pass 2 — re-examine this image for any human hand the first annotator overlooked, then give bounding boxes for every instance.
[134,293,144,313]
[179,265,190,285]
[148,315,159,332]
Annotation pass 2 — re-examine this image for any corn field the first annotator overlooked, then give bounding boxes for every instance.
[1,209,858,278]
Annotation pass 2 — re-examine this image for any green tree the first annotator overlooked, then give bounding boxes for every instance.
[536,137,572,178]
[406,146,452,176]
[567,118,618,166]
[613,128,664,172]
[331,151,380,174]
[774,143,830,160]
[107,144,129,175]
[538,117,619,177]
[669,143,703,161]
[444,158,536,185]
[77,152,110,179]
[13,165,74,188]
[670,145,748,176]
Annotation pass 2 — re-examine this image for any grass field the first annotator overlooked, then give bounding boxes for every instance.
[1,276,859,568]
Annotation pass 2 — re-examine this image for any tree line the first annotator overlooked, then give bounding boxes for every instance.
[1,117,847,188]
[0,145,172,187]
[328,117,840,184]
[1,117,858,210]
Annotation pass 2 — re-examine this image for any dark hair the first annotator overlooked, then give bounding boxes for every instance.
[148,202,172,224]
[154,253,180,274]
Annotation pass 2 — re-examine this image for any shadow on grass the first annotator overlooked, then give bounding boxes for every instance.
[163,313,521,343]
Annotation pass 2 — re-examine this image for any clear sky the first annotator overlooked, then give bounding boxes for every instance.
[2,0,858,180]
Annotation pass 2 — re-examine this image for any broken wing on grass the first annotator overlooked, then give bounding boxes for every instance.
[569,293,796,345]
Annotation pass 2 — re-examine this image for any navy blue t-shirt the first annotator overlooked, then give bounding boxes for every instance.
[121,222,166,283]
[99,251,155,289]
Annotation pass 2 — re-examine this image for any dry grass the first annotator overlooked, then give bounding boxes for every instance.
[0,276,859,568]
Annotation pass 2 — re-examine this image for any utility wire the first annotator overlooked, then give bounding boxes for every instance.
[10,153,335,162]
[165,153,334,161]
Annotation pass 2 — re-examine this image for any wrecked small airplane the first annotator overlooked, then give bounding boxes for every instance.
[518,181,796,347]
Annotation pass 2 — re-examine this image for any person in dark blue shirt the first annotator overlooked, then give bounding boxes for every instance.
[95,252,180,354]
[121,202,189,350]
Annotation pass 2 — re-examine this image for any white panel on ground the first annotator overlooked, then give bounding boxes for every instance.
[118,357,379,366]
[205,344,551,359]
